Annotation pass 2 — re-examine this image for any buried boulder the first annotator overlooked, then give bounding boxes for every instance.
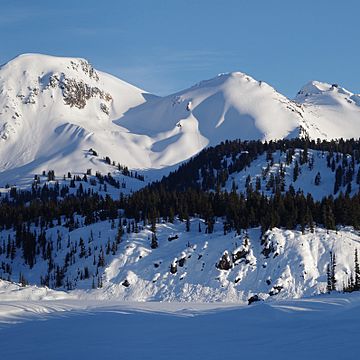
[248,294,263,305]
[122,279,130,288]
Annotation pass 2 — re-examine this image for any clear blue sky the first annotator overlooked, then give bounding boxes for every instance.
[1,0,359,97]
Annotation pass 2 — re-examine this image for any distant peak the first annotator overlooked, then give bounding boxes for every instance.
[296,80,353,99]
[189,71,261,91]
[8,52,88,63]
[216,71,257,81]
[216,71,246,78]
[1,53,94,76]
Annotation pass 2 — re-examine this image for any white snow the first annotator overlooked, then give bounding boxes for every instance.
[296,81,360,139]
[1,293,360,359]
[0,54,154,185]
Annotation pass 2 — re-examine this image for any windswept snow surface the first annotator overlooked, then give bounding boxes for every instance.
[1,54,360,186]
[1,294,360,360]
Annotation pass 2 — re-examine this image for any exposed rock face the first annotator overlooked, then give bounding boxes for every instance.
[70,59,100,81]
[261,233,277,258]
[3,58,114,126]
[216,251,233,270]
[47,72,113,111]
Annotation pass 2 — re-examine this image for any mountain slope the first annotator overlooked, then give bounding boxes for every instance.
[117,72,309,165]
[1,139,360,302]
[0,53,155,185]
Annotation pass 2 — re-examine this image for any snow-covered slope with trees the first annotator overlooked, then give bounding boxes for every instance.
[1,54,360,187]
[96,222,360,302]
[1,138,360,302]
[1,216,360,303]
[222,148,359,200]
[1,54,360,305]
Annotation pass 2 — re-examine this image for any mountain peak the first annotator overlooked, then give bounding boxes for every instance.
[3,52,89,66]
[1,53,102,86]
[296,80,354,99]
[190,71,260,90]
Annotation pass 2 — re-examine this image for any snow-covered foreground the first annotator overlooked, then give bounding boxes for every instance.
[1,294,360,359]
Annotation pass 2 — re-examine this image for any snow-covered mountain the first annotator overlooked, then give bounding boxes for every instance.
[0,53,154,185]
[0,53,359,186]
[116,72,306,165]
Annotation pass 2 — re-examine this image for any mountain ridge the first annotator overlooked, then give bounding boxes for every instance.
[0,53,359,186]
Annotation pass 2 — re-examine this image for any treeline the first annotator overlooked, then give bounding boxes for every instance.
[120,185,360,234]
[103,154,145,181]
[3,180,360,241]
[1,170,131,205]
[0,192,119,230]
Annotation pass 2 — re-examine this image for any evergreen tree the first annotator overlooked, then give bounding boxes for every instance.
[331,252,336,290]
[314,172,321,186]
[79,237,86,258]
[334,165,343,194]
[355,248,360,291]
[326,251,337,292]
[116,226,123,244]
[97,248,105,267]
[293,161,299,182]
[150,233,158,249]
[327,263,332,293]
[186,217,190,232]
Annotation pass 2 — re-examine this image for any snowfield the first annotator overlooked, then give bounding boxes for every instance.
[1,293,360,360]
